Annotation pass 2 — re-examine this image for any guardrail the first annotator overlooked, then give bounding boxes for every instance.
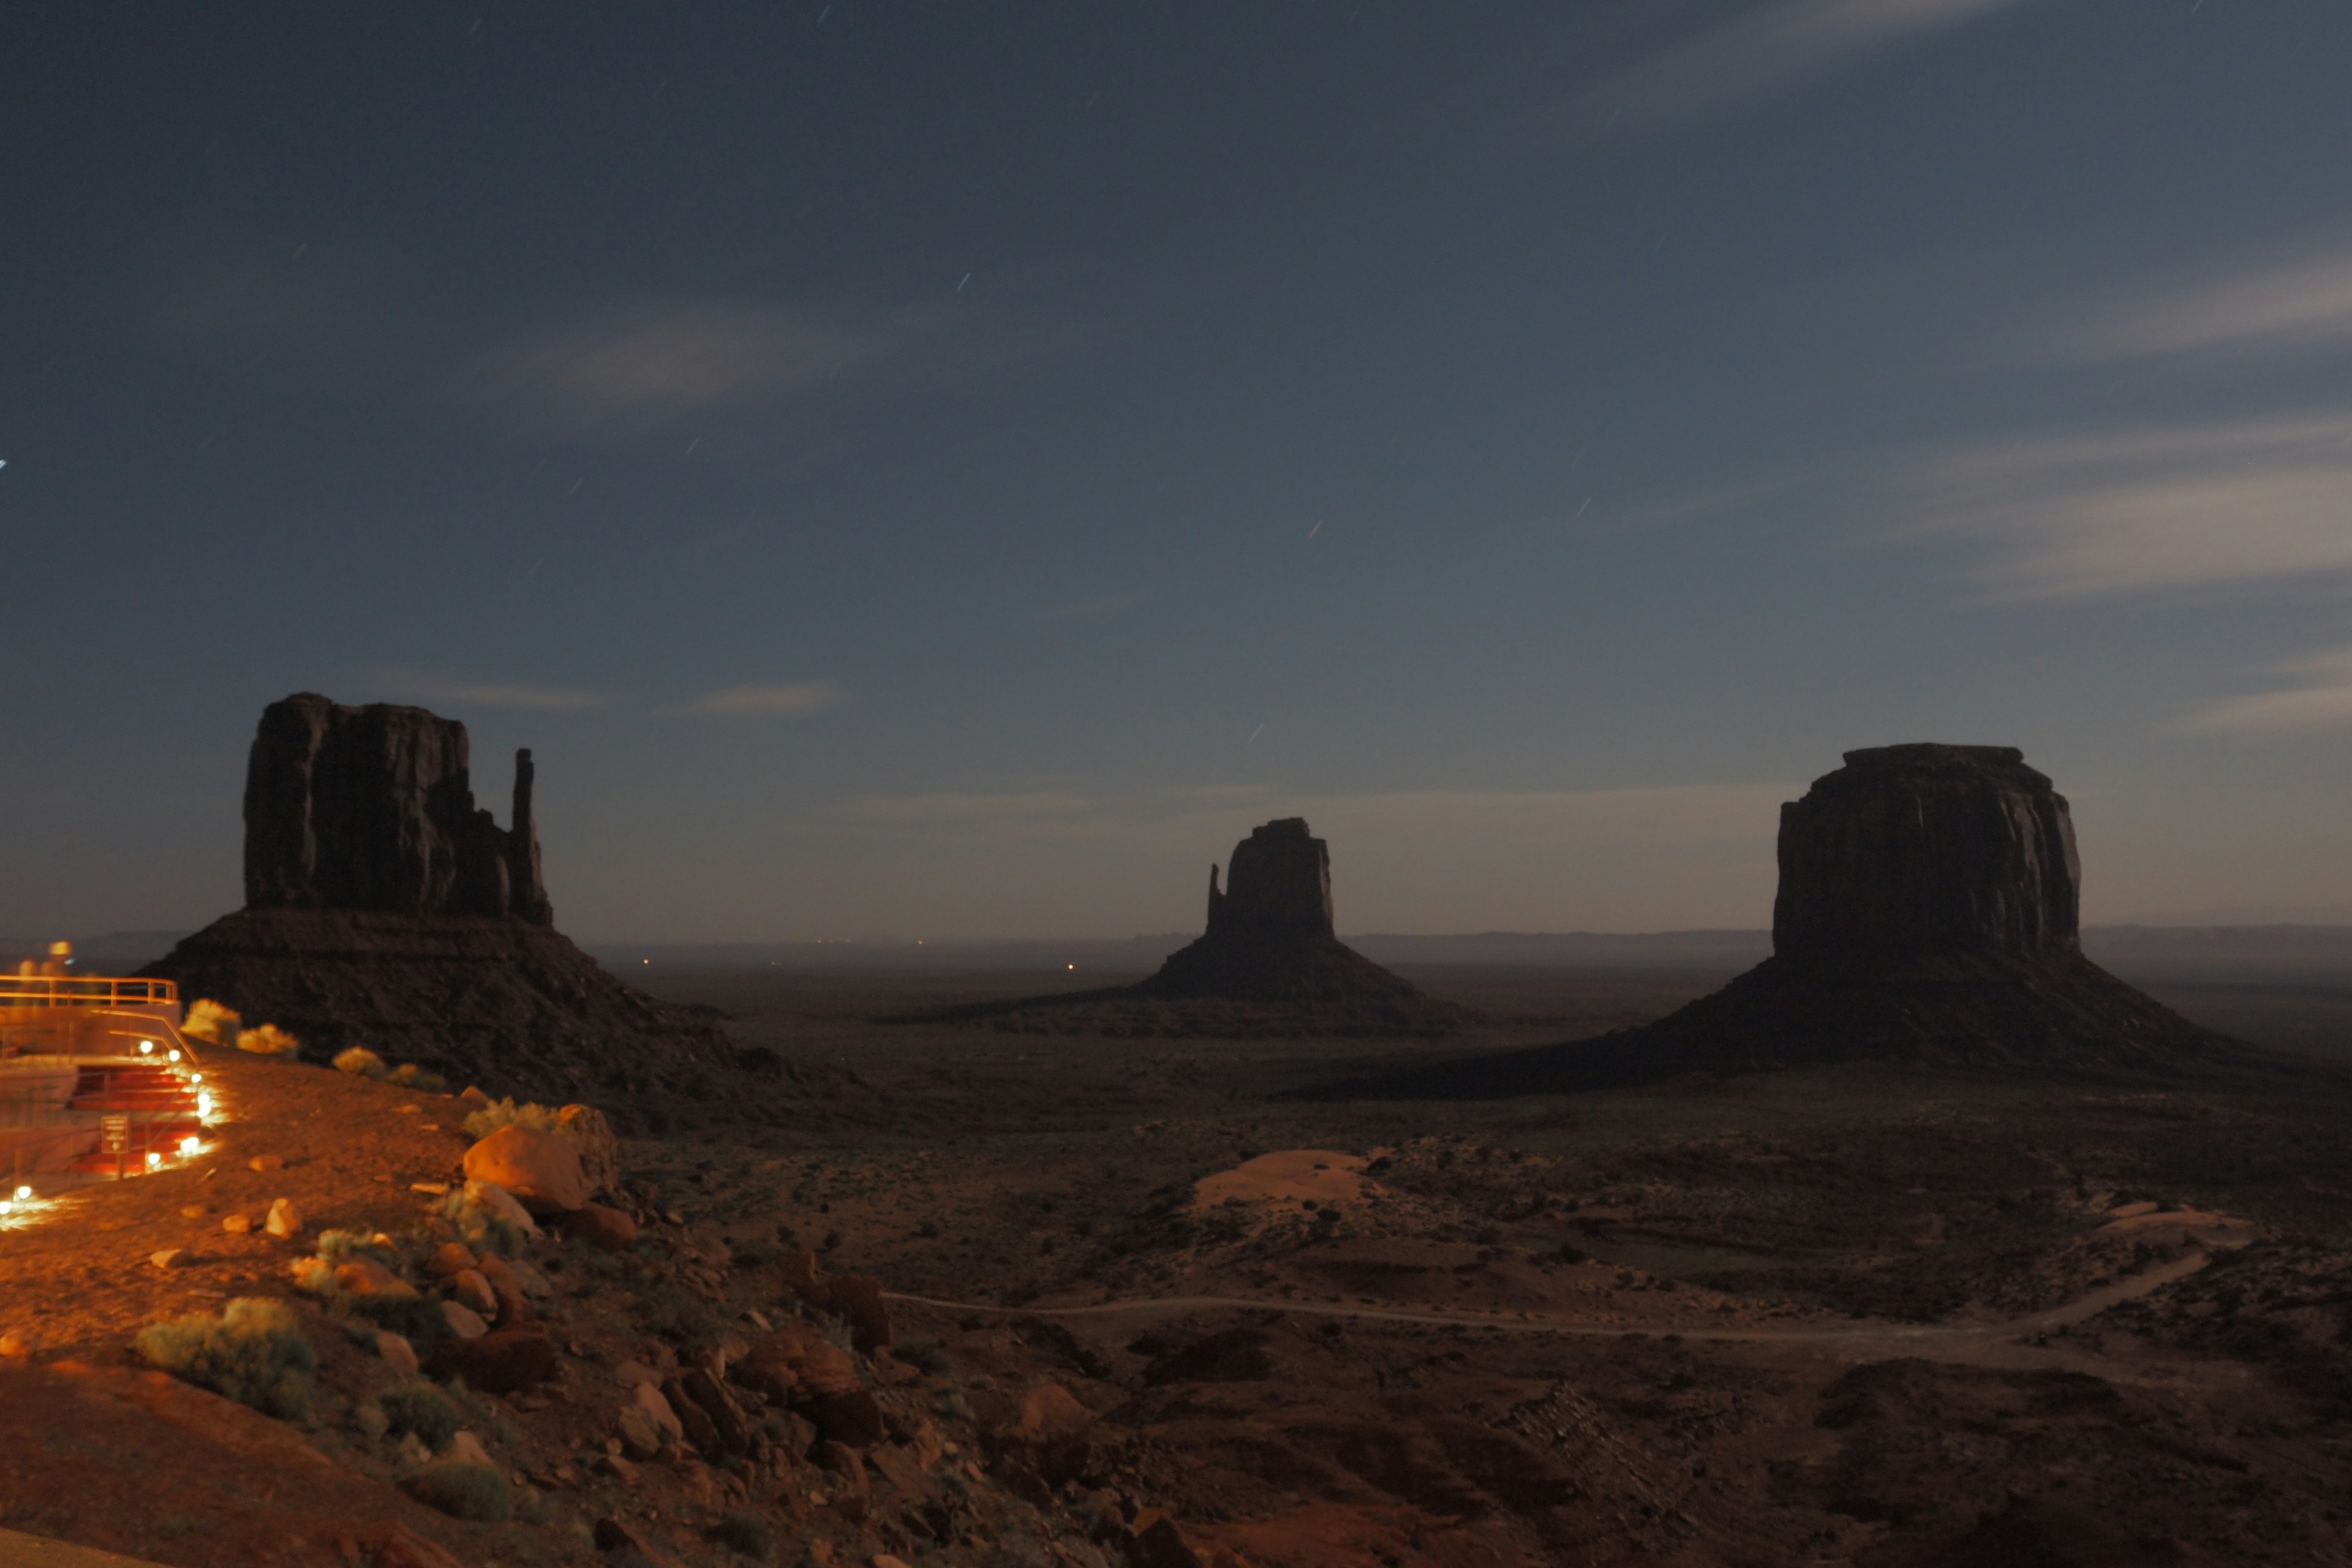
[0,976,178,1009]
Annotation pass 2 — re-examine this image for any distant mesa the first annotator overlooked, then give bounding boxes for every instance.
[148,693,860,1129]
[1135,818,1427,1006]
[917,817,1464,1036]
[1312,744,2247,1096]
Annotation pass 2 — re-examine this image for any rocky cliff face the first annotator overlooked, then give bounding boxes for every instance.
[244,693,551,924]
[1773,744,2079,968]
[1133,818,1446,1019]
[1206,818,1336,940]
[151,693,869,1130]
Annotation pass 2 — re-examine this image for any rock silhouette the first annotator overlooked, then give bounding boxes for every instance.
[149,694,865,1129]
[912,818,1462,1036]
[1134,819,1427,1006]
[1316,744,2239,1097]
[244,693,551,922]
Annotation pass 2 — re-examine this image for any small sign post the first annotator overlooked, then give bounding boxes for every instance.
[100,1114,128,1181]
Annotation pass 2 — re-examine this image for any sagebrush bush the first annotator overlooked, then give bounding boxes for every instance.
[894,1334,951,1375]
[235,1023,301,1057]
[402,1460,510,1521]
[180,998,241,1046]
[437,1187,527,1259]
[387,1062,446,1091]
[332,1046,386,1077]
[377,1383,459,1450]
[132,1297,315,1419]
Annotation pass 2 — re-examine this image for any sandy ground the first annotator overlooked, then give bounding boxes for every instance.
[10,962,2352,1566]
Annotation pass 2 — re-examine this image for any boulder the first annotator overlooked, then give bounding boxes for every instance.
[149,1248,194,1270]
[557,1201,637,1252]
[661,1377,721,1455]
[632,1379,684,1443]
[424,1242,477,1279]
[555,1104,623,1198]
[462,1178,541,1238]
[377,1331,420,1377]
[264,1197,302,1238]
[676,1367,755,1457]
[462,1125,587,1216]
[813,1441,870,1520]
[440,1301,489,1340]
[450,1269,499,1317]
[614,1404,665,1461]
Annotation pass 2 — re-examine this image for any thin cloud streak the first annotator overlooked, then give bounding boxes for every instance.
[677,679,847,718]
[368,669,614,712]
[2056,236,2352,366]
[1877,412,2352,599]
[2175,648,2352,738]
[1567,0,2031,130]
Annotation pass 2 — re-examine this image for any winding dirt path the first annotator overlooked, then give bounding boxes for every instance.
[886,1227,2249,1363]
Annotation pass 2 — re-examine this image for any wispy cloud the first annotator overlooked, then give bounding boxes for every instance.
[1876,411,2352,600]
[677,680,847,718]
[1566,0,2030,131]
[2174,647,2352,738]
[369,669,614,712]
[1035,594,1140,622]
[2051,234,2352,368]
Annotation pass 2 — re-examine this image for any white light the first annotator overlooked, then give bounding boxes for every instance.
[168,1049,181,1062]
[0,1202,12,1216]
[190,1073,202,1084]
[197,1094,213,1117]
[145,1152,161,1169]
[12,1186,28,1202]
[140,1041,154,1054]
[179,1136,201,1156]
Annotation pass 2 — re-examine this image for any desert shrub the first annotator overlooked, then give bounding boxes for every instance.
[235,1023,301,1057]
[460,1097,564,1141]
[387,1062,446,1091]
[132,1297,315,1419]
[378,1383,459,1450]
[350,1400,390,1439]
[333,1046,387,1077]
[634,1280,725,1349]
[181,998,241,1045]
[709,1511,773,1559]
[314,1228,397,1265]
[402,1460,510,1521]
[437,1187,527,1259]
[340,1291,447,1351]
[894,1334,951,1375]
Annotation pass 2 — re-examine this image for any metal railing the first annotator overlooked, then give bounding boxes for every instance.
[0,975,178,1009]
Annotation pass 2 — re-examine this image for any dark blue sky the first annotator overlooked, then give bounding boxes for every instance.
[9,1,2352,940]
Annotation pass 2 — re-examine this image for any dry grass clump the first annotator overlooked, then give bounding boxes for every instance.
[132,1297,316,1419]
[180,998,242,1045]
[459,1096,564,1140]
[377,1383,459,1450]
[235,1023,301,1057]
[331,1046,447,1091]
[401,1459,510,1521]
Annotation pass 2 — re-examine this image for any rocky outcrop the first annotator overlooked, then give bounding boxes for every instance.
[924,819,1463,1037]
[244,693,550,923]
[1136,819,1431,1008]
[1773,745,2079,968]
[1317,745,2243,1097]
[149,693,876,1130]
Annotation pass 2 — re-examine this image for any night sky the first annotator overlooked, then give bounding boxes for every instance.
[9,2,2352,942]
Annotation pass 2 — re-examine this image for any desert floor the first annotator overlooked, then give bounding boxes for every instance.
[9,962,2352,1568]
